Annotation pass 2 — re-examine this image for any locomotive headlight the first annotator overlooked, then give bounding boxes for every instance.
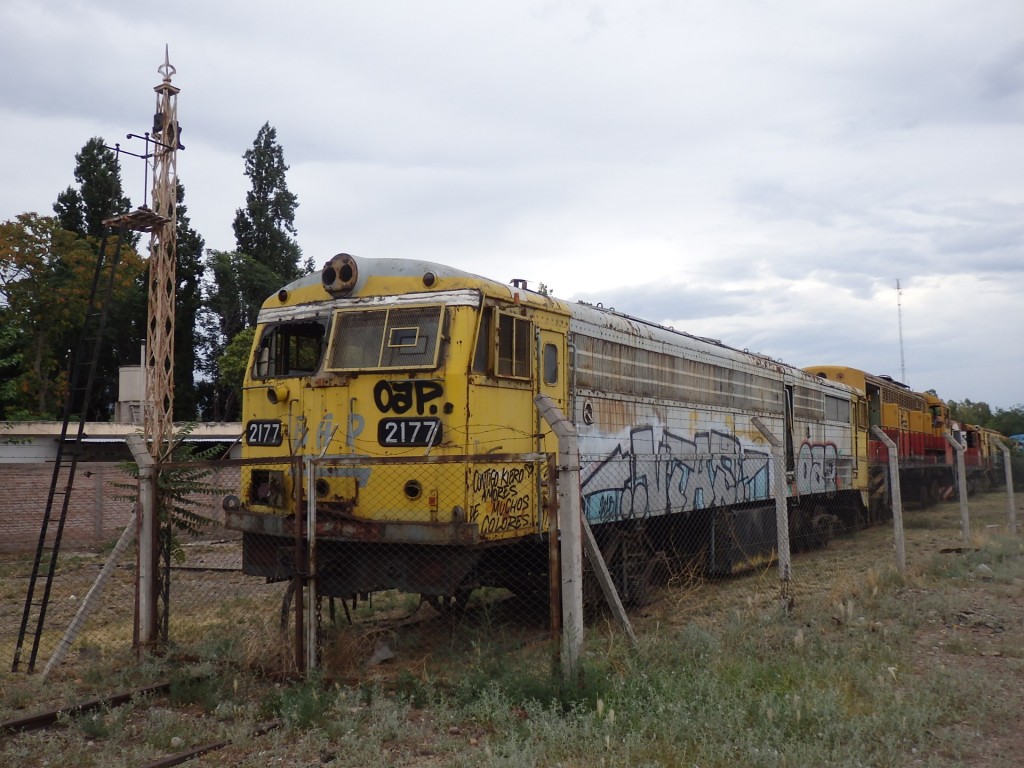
[403,480,423,500]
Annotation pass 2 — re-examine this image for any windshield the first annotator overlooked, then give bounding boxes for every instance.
[325,305,445,372]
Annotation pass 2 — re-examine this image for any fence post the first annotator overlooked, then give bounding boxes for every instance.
[126,435,158,649]
[944,433,970,546]
[992,441,1016,536]
[534,395,584,683]
[292,455,305,673]
[306,457,318,673]
[751,417,792,588]
[546,454,562,649]
[871,427,906,573]
[43,513,137,679]
[93,468,104,543]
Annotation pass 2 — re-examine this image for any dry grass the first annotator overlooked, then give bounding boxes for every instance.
[1,490,1022,766]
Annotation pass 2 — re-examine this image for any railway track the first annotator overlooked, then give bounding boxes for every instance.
[1,681,279,767]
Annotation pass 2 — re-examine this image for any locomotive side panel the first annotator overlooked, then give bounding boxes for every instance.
[568,309,863,576]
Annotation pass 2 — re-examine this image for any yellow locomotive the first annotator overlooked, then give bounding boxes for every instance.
[226,253,871,606]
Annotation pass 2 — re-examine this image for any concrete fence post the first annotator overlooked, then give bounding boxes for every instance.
[534,395,584,683]
[126,435,157,649]
[871,427,906,573]
[992,441,1016,536]
[944,433,970,546]
[751,417,792,585]
[306,457,318,674]
[43,513,137,679]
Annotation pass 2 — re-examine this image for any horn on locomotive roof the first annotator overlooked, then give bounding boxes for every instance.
[322,253,359,297]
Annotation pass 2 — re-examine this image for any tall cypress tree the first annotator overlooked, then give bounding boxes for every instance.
[53,138,134,242]
[173,182,206,421]
[199,122,306,421]
[232,122,304,282]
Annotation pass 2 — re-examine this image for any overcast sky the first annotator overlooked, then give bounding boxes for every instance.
[1,1,1021,409]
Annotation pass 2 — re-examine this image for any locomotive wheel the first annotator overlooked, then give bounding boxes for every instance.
[422,589,472,617]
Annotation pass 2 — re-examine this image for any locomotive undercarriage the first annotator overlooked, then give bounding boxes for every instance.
[233,489,865,618]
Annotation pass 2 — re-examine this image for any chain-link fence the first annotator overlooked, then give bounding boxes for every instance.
[2,441,1018,690]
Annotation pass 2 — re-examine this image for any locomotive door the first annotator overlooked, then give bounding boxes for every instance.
[536,327,568,450]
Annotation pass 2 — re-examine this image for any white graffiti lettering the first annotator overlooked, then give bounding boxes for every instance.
[581,425,772,524]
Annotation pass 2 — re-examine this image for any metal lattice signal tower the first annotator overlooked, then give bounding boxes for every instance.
[146,47,181,460]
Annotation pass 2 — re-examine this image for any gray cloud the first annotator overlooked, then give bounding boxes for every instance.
[1,0,1021,408]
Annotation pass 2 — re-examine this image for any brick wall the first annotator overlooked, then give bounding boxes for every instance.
[0,463,240,554]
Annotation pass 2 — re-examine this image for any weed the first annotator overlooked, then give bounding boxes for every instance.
[168,668,224,712]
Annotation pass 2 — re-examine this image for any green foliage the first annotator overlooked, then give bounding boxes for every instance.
[115,424,228,562]
[948,398,1024,440]
[263,676,330,729]
[48,136,148,420]
[219,326,255,395]
[172,182,207,422]
[205,250,281,338]
[169,670,225,713]
[52,138,134,242]
[200,248,275,420]
[989,404,1024,438]
[232,122,303,281]
[947,398,994,426]
[0,213,143,418]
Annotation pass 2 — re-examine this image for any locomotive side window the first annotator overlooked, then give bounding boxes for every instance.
[253,321,325,379]
[543,343,558,385]
[824,394,850,422]
[497,313,532,379]
[326,305,444,371]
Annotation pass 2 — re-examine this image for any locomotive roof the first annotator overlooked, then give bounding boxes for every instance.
[273,254,857,397]
[567,300,858,395]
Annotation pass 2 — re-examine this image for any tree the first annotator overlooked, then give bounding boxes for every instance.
[232,122,305,281]
[51,137,147,419]
[216,327,256,420]
[989,405,1024,438]
[0,214,142,418]
[53,138,134,242]
[172,182,206,421]
[947,399,994,427]
[198,251,279,421]
[0,315,28,420]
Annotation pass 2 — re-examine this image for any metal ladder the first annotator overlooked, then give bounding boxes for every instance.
[11,222,128,673]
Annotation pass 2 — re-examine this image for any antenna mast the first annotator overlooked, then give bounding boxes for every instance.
[896,278,907,384]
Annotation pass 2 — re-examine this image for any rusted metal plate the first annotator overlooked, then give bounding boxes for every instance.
[225,509,478,545]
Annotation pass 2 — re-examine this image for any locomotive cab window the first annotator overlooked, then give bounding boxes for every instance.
[497,312,532,379]
[253,321,325,379]
[325,304,445,372]
[472,307,493,374]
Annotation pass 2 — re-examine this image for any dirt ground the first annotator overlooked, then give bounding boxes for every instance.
[2,491,1022,766]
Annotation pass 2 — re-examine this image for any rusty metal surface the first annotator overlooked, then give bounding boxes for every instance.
[225,508,479,545]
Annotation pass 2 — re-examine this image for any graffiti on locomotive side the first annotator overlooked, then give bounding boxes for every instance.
[796,442,838,494]
[470,463,536,535]
[581,425,772,524]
